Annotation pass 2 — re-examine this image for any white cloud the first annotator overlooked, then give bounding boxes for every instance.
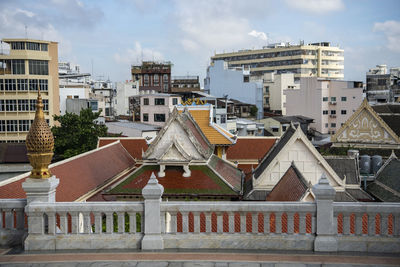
[248,30,267,41]
[113,42,164,65]
[373,20,400,53]
[285,0,344,14]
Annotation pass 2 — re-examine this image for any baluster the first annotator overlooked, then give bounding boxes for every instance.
[229,212,235,233]
[394,214,400,236]
[276,212,282,234]
[83,212,92,234]
[381,213,388,236]
[161,211,166,234]
[169,212,177,233]
[59,212,68,234]
[355,213,362,236]
[205,213,211,233]
[240,213,246,233]
[105,212,113,234]
[252,213,258,234]
[287,212,294,234]
[368,213,375,236]
[343,213,350,235]
[70,212,79,234]
[264,212,270,234]
[299,213,307,234]
[16,208,25,230]
[128,212,136,233]
[94,212,102,234]
[217,213,223,233]
[47,212,56,235]
[193,212,200,233]
[182,212,188,233]
[4,208,13,229]
[117,212,125,233]
[0,210,3,229]
[311,214,316,234]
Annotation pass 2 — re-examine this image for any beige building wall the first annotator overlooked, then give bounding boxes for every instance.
[285,77,363,134]
[259,117,283,136]
[0,38,59,143]
[140,94,181,127]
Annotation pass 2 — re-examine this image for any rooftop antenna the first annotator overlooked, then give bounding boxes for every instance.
[91,59,94,77]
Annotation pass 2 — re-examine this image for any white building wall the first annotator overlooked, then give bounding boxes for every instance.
[205,60,263,119]
[59,85,91,115]
[115,81,139,116]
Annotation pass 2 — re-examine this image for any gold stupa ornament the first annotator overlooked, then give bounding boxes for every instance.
[26,90,54,179]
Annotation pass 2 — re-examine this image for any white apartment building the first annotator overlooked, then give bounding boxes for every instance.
[285,77,363,134]
[140,93,181,126]
[115,80,139,116]
[211,42,344,81]
[262,73,299,115]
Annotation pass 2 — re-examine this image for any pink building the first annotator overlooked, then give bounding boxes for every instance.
[285,78,363,134]
[140,93,181,126]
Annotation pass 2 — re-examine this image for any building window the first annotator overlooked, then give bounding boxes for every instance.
[163,74,168,83]
[282,126,287,131]
[322,97,328,102]
[4,79,16,91]
[154,113,166,122]
[341,110,346,115]
[29,60,48,75]
[341,96,347,101]
[5,100,17,111]
[29,79,38,91]
[323,110,328,115]
[0,100,4,111]
[18,120,30,132]
[90,101,98,111]
[143,98,149,105]
[272,128,278,132]
[378,79,386,86]
[0,120,5,132]
[144,74,149,86]
[30,100,37,111]
[331,123,336,128]
[154,74,159,86]
[243,76,249,82]
[221,115,226,124]
[0,79,3,91]
[155,98,165,105]
[39,79,48,91]
[172,98,178,105]
[330,97,336,102]
[6,120,18,132]
[163,84,168,92]
[40,44,48,51]
[11,42,25,50]
[43,99,49,111]
[18,100,29,111]
[17,79,28,91]
[265,86,269,93]
[26,42,40,51]
[143,113,148,122]
[325,123,328,128]
[12,60,25,74]
[330,110,336,115]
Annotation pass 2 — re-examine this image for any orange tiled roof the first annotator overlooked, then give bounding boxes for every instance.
[227,137,277,160]
[98,138,148,160]
[182,109,234,145]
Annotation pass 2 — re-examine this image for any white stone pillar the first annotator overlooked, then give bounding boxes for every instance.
[312,173,338,252]
[22,176,59,204]
[141,172,164,250]
[158,165,165,178]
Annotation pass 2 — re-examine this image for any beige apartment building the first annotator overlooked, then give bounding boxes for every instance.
[140,93,181,126]
[285,78,363,135]
[211,42,344,81]
[0,38,59,143]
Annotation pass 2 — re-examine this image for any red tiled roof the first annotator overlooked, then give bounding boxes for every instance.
[98,138,148,160]
[237,164,257,181]
[227,138,277,160]
[208,155,243,191]
[183,117,210,152]
[0,142,135,201]
[266,165,308,201]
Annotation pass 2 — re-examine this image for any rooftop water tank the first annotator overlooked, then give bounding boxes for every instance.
[360,155,371,175]
[347,149,359,158]
[371,155,383,175]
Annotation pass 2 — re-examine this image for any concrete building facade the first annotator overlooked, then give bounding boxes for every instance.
[115,80,139,116]
[285,78,363,134]
[140,93,181,126]
[131,61,171,93]
[170,76,200,93]
[366,64,400,103]
[204,60,263,119]
[0,38,59,143]
[211,42,344,81]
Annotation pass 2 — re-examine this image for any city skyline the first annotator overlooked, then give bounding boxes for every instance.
[0,0,399,83]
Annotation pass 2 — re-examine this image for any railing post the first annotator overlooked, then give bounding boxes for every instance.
[312,173,337,252]
[141,172,164,250]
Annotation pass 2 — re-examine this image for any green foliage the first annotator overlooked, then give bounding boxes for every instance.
[250,105,258,117]
[51,108,108,159]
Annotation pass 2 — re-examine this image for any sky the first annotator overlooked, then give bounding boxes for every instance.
[0,0,399,84]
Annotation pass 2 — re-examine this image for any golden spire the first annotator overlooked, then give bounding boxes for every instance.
[26,89,54,178]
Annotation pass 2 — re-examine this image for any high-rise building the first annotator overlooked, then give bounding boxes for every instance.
[0,38,60,143]
[131,61,171,93]
[211,42,344,81]
[366,64,400,103]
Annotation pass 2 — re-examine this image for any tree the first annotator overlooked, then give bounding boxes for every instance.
[52,108,108,159]
[250,105,258,117]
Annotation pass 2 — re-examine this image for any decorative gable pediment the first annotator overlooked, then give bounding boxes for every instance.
[159,139,191,162]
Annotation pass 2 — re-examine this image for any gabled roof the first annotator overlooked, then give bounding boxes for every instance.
[143,108,213,161]
[105,164,239,197]
[208,154,243,192]
[332,99,400,144]
[367,153,400,202]
[178,105,235,145]
[371,104,400,137]
[0,141,136,201]
[324,156,359,185]
[98,137,148,160]
[226,137,277,161]
[266,163,309,201]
